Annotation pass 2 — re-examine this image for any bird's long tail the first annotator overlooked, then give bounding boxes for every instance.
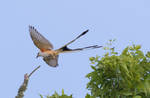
[56,29,102,53]
[57,45,102,53]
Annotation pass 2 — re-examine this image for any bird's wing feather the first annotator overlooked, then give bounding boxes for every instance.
[29,26,53,51]
[43,55,59,67]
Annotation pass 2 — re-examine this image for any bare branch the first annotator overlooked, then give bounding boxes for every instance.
[28,65,40,78]
[15,65,41,98]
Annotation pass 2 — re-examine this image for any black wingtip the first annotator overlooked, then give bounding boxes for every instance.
[29,25,34,29]
[29,25,38,32]
[29,25,32,28]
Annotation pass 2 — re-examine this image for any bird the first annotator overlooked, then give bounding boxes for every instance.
[29,26,102,67]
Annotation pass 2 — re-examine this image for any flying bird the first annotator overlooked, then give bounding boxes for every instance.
[29,26,102,67]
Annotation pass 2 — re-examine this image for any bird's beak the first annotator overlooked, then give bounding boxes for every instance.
[36,54,39,58]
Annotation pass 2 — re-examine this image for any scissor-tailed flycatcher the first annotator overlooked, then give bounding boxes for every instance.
[29,26,102,67]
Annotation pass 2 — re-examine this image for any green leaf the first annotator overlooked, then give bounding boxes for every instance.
[146,51,150,58]
[89,57,95,61]
[91,65,96,71]
[62,90,64,95]
[85,93,94,98]
[135,45,141,50]
[133,96,142,98]
[39,94,44,98]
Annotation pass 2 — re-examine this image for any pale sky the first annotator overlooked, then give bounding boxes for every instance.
[0,0,150,98]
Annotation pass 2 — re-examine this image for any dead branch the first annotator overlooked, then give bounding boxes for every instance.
[15,65,41,98]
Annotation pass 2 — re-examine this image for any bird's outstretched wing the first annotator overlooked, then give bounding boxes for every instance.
[29,26,53,51]
[59,29,89,49]
[43,55,59,67]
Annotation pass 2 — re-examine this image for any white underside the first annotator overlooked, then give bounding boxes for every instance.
[39,51,50,57]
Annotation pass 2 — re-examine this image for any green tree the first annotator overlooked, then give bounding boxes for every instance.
[86,44,150,98]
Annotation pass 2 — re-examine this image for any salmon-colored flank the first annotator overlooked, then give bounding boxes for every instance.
[40,49,58,55]
[40,48,49,52]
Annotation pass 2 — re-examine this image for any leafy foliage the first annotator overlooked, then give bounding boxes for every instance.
[39,89,72,98]
[87,44,150,98]
[85,93,95,98]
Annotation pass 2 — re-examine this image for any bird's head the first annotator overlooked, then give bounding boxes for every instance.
[36,52,42,58]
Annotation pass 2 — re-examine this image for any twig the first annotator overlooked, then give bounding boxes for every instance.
[28,65,40,78]
[15,65,41,98]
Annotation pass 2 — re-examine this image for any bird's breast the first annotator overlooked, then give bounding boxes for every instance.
[41,50,58,58]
